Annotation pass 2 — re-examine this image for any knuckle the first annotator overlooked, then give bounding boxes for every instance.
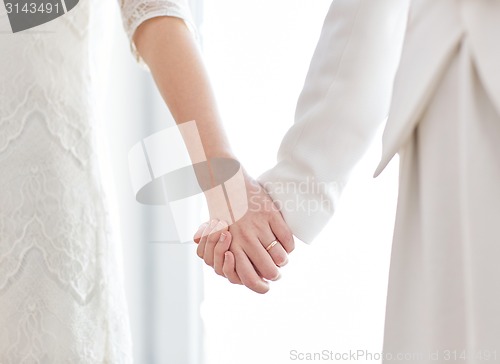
[214,241,228,254]
[207,233,219,245]
[262,208,273,219]
[238,228,254,241]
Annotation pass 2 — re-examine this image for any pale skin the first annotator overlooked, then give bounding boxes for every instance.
[133,16,295,294]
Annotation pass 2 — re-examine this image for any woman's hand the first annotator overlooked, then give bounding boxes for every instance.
[193,224,244,287]
[193,220,236,278]
[134,18,295,293]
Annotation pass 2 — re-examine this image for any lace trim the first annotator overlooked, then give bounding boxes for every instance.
[119,0,197,63]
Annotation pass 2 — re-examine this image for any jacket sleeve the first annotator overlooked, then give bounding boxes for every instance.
[258,0,410,243]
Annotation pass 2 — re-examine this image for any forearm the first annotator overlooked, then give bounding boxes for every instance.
[133,16,235,160]
[134,16,247,225]
[131,16,293,293]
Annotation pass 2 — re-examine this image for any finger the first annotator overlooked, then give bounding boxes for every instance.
[204,221,228,267]
[236,231,281,281]
[260,231,289,268]
[197,219,218,259]
[233,249,270,294]
[270,212,295,254]
[193,222,209,244]
[222,251,242,285]
[214,231,232,276]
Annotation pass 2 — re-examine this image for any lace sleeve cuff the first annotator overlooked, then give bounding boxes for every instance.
[119,0,198,64]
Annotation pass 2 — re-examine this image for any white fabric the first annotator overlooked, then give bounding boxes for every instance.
[0,0,193,362]
[259,0,410,242]
[384,39,500,362]
[259,0,500,361]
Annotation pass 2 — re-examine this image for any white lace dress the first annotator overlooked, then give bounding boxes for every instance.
[0,0,193,362]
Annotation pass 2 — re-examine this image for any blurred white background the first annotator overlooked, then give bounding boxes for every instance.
[103,0,400,363]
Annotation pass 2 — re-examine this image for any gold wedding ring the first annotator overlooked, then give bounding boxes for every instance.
[266,240,279,251]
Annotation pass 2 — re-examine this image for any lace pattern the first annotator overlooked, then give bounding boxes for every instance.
[0,0,195,360]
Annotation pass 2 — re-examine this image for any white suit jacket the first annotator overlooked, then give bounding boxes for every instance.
[259,0,500,243]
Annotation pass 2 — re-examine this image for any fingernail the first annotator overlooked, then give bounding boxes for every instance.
[259,281,270,293]
[279,257,289,267]
[219,232,227,242]
[274,273,282,281]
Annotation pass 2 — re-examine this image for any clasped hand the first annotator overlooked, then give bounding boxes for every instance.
[193,173,294,294]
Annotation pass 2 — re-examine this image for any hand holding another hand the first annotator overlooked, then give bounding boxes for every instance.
[194,174,294,294]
